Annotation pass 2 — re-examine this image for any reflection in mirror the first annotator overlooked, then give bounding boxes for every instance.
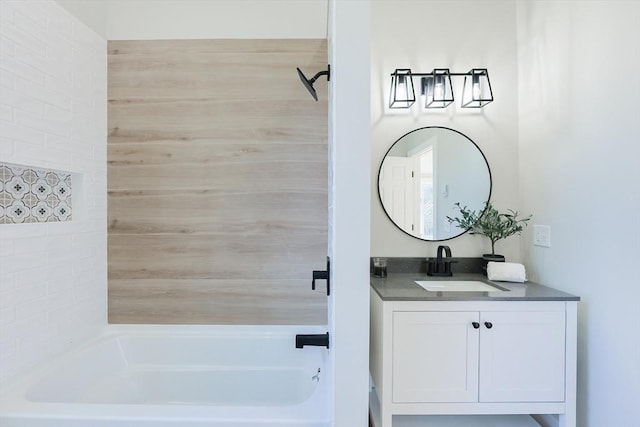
[378,127,491,241]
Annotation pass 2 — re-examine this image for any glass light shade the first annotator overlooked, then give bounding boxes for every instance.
[461,69,493,108]
[389,69,415,108]
[423,69,454,108]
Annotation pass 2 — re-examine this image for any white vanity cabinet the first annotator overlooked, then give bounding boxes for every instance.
[370,291,578,427]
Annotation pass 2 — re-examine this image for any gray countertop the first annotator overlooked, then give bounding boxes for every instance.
[371,273,580,301]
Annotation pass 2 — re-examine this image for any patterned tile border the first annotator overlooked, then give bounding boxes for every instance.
[0,163,72,224]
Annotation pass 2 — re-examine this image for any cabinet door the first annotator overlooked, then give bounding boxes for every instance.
[392,311,479,403]
[479,310,566,402]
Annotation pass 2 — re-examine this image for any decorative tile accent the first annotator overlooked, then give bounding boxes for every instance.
[0,163,72,224]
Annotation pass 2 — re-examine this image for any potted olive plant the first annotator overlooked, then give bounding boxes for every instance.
[447,202,531,270]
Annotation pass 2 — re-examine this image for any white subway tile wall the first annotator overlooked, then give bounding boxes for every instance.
[0,0,107,385]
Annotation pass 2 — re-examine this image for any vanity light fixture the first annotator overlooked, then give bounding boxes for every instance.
[389,68,493,109]
[461,68,493,108]
[421,69,454,108]
[388,69,416,108]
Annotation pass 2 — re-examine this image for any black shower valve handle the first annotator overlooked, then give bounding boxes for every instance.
[312,269,328,290]
[311,257,331,296]
[312,270,326,289]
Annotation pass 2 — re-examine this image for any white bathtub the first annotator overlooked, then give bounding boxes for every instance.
[0,325,330,427]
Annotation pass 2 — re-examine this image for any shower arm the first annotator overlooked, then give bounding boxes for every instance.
[309,68,330,83]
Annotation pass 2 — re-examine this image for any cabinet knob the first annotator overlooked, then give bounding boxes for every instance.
[484,321,493,329]
[472,322,480,329]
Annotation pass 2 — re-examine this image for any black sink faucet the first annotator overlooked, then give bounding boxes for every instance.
[427,245,456,277]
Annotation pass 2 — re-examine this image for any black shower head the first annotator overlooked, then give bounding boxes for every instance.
[297,67,318,101]
[296,65,331,101]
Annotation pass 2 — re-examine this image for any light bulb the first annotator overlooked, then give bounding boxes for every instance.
[398,76,408,99]
[472,82,481,99]
[434,82,444,100]
[471,73,482,100]
[434,75,445,101]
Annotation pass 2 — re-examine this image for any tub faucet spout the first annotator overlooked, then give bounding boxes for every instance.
[296,332,329,349]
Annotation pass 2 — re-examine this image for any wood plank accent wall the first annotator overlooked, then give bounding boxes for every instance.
[107,40,328,324]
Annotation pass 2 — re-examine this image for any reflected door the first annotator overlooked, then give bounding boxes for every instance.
[417,147,434,239]
[379,156,417,235]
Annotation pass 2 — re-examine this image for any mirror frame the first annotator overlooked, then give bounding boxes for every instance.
[377,126,492,242]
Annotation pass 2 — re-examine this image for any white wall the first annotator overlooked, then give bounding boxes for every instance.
[328,0,371,425]
[517,1,640,426]
[434,131,491,237]
[56,0,328,40]
[0,0,107,385]
[371,0,521,259]
[55,0,108,37]
[106,0,327,40]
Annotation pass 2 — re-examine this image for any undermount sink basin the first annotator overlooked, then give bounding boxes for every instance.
[415,280,507,293]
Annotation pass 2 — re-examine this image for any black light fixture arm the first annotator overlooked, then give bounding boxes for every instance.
[390,71,478,77]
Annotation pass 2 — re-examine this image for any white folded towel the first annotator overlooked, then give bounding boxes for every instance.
[486,262,526,283]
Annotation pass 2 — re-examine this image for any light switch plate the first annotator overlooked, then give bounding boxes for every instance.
[533,225,551,247]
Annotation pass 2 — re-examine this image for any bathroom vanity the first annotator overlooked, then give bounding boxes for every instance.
[369,274,579,427]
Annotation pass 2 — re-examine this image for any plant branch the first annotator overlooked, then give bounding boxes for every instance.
[447,202,532,256]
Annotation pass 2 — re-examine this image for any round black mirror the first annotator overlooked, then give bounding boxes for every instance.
[378,127,492,241]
